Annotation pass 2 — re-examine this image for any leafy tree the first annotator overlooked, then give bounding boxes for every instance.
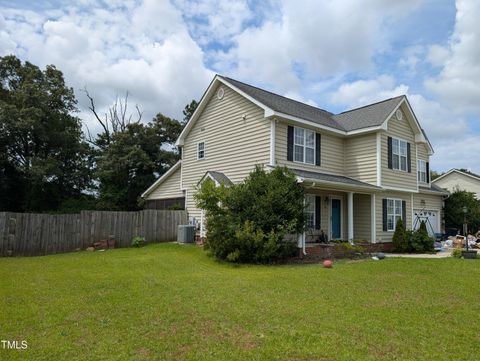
[444,190,480,233]
[430,170,443,181]
[96,114,182,210]
[182,99,198,123]
[195,166,304,263]
[0,55,93,212]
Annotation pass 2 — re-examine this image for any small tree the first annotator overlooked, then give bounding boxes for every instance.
[410,221,434,252]
[195,166,305,263]
[392,218,408,252]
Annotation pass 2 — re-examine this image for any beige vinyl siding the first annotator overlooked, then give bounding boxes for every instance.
[376,191,412,243]
[413,192,443,210]
[344,133,377,184]
[182,84,270,221]
[275,121,345,175]
[434,172,480,199]
[146,166,184,200]
[353,193,371,240]
[381,106,418,190]
[417,143,429,163]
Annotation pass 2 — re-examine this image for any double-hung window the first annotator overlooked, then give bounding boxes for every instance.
[197,141,205,160]
[392,138,407,171]
[305,194,316,229]
[294,127,315,164]
[418,160,427,183]
[387,199,403,231]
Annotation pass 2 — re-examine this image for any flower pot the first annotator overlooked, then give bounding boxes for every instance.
[461,250,478,259]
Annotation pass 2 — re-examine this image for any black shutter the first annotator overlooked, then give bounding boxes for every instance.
[407,143,411,173]
[402,200,407,225]
[426,162,430,183]
[387,137,393,169]
[382,199,388,231]
[315,196,321,229]
[287,126,294,161]
[315,133,321,166]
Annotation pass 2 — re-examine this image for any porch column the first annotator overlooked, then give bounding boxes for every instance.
[371,194,376,243]
[348,192,354,243]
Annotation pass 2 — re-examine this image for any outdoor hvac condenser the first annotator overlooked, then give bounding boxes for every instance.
[177,225,195,244]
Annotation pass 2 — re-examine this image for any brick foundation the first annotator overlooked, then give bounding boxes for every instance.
[299,242,394,260]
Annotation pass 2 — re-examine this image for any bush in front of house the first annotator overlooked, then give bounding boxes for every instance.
[410,221,434,252]
[393,219,434,253]
[194,166,305,263]
[392,218,409,252]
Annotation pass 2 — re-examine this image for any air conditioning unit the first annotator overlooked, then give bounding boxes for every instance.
[177,225,196,244]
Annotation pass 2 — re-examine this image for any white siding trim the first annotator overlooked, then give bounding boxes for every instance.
[371,193,376,243]
[410,193,414,229]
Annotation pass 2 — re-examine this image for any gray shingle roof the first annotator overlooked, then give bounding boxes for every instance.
[198,171,233,186]
[219,76,344,130]
[332,96,404,131]
[419,184,450,195]
[290,168,381,190]
[219,75,407,132]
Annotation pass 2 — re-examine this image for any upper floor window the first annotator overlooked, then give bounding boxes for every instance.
[392,137,407,171]
[305,194,316,229]
[197,141,205,160]
[294,127,315,165]
[418,160,427,183]
[387,198,403,231]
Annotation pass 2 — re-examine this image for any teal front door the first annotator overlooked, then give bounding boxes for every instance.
[331,199,341,239]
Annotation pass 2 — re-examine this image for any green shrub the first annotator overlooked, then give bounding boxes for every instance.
[131,236,145,248]
[411,221,434,252]
[333,242,364,258]
[195,166,304,263]
[451,248,463,258]
[392,218,408,252]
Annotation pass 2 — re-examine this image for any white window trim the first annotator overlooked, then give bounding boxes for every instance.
[391,137,408,172]
[386,198,403,232]
[197,141,206,160]
[293,126,315,165]
[417,159,427,184]
[305,194,316,229]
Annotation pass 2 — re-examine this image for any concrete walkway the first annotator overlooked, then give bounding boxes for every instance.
[384,252,452,258]
[384,249,479,259]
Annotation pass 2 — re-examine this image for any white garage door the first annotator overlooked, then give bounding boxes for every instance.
[413,210,440,236]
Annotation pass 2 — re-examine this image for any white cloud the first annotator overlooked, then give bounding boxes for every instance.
[426,44,450,67]
[425,0,480,113]
[330,74,477,172]
[330,75,409,108]
[0,1,213,134]
[216,0,423,94]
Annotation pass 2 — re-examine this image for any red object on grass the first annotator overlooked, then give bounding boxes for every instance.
[323,260,333,268]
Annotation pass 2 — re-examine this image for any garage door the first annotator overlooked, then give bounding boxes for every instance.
[413,210,440,236]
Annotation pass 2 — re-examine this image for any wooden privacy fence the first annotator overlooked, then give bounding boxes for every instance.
[0,210,187,257]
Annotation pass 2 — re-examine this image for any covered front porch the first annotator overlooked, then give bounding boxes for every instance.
[291,168,381,253]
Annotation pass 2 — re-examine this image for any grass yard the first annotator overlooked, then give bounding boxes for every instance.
[1,244,480,360]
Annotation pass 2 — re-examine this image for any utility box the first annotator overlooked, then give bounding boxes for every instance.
[177,225,196,244]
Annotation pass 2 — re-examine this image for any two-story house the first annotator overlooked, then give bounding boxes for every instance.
[141,75,448,251]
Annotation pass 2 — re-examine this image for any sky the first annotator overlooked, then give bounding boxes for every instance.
[0,0,479,173]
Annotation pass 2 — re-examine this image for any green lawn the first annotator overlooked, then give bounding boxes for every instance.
[1,244,479,360]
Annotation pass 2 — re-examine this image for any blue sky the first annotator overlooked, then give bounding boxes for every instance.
[0,0,479,173]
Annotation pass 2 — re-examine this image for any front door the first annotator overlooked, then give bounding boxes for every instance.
[331,198,341,239]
